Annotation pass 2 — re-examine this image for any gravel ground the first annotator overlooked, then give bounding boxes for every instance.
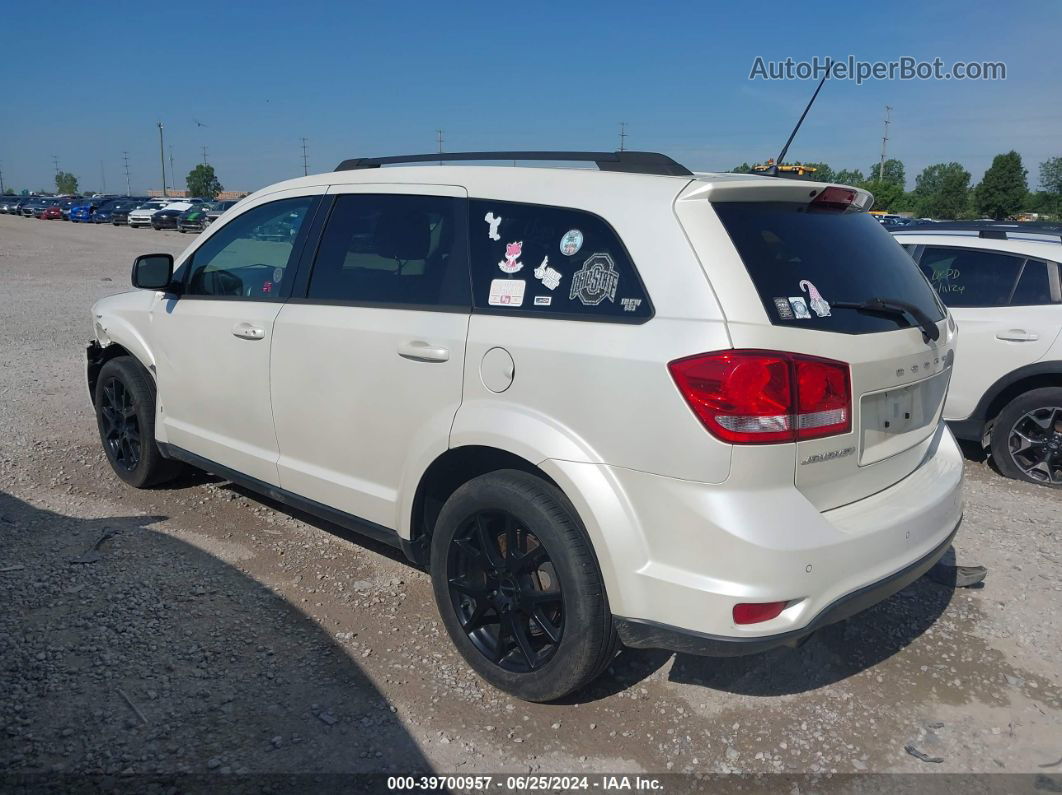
[1,214,1060,783]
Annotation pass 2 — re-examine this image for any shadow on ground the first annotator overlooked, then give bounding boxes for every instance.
[0,491,432,777]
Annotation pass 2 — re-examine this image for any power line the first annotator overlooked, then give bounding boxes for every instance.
[52,155,60,176]
[878,105,892,181]
[201,145,209,165]
[300,137,309,176]
[618,122,627,152]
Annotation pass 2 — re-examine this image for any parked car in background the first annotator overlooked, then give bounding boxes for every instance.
[150,201,201,230]
[39,203,63,220]
[127,199,175,228]
[70,197,115,223]
[34,198,60,218]
[893,222,1062,486]
[21,197,51,217]
[58,197,86,220]
[103,197,149,226]
[0,196,22,214]
[176,201,230,232]
[203,199,237,226]
[88,151,962,701]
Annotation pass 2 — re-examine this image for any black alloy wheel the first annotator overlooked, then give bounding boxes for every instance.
[447,509,564,672]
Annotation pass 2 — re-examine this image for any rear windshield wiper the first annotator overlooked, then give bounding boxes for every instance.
[831,298,941,342]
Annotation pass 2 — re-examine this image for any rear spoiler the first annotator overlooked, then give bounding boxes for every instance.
[678,177,874,212]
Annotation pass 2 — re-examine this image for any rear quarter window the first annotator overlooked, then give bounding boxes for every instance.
[468,199,651,322]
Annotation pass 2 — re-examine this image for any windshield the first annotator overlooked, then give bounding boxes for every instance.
[713,201,945,334]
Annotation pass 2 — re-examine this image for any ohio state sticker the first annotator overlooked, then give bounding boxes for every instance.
[570,252,619,306]
[488,279,525,307]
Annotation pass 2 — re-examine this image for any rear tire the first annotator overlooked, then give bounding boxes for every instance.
[429,469,616,701]
[990,388,1062,487]
[94,357,183,488]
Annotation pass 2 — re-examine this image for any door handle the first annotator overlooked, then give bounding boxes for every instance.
[232,322,266,340]
[996,329,1039,342]
[397,340,450,363]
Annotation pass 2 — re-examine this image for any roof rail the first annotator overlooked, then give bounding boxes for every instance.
[901,221,1062,243]
[334,150,693,177]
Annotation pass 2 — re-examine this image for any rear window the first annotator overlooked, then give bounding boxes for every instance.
[918,246,1056,307]
[714,202,945,334]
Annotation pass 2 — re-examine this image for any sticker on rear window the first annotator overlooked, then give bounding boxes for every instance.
[534,295,552,306]
[498,241,524,274]
[788,296,811,319]
[800,279,832,317]
[620,298,642,312]
[773,297,794,319]
[489,279,525,306]
[570,252,619,306]
[533,256,563,290]
[560,229,584,257]
[484,211,502,241]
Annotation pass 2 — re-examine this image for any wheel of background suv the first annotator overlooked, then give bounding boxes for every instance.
[429,470,617,702]
[94,357,182,488]
[990,387,1062,487]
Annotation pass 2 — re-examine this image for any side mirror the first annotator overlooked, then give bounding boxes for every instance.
[131,253,175,290]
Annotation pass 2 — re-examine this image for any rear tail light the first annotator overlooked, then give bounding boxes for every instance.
[733,601,788,625]
[668,350,851,444]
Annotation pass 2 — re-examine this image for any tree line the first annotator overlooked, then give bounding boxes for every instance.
[3,164,224,199]
[730,152,1062,220]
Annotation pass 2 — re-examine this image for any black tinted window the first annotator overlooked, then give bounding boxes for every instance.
[919,247,1027,307]
[714,202,944,333]
[1011,261,1054,305]
[307,193,469,309]
[468,199,651,321]
[185,197,314,299]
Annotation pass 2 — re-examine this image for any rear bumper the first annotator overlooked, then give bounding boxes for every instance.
[615,517,958,656]
[543,422,964,649]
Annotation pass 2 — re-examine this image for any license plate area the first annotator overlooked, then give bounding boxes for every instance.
[859,371,949,465]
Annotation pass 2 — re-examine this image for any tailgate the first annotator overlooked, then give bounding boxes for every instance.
[674,179,955,510]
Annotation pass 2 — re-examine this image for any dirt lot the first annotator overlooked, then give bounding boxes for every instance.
[1,213,1060,783]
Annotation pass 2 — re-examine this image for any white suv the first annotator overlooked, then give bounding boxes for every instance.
[127,199,198,228]
[87,151,963,701]
[893,224,1062,487]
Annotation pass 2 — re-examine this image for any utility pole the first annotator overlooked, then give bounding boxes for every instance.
[300,137,309,176]
[122,151,132,195]
[878,105,892,182]
[0,162,5,194]
[436,129,444,165]
[169,147,176,194]
[157,122,167,197]
[201,145,209,165]
[100,160,106,193]
[618,122,627,152]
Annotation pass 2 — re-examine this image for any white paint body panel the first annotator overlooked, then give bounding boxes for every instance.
[893,231,1062,422]
[89,165,966,645]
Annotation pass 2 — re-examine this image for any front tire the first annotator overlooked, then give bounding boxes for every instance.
[990,388,1062,487]
[429,470,616,701]
[94,357,182,488]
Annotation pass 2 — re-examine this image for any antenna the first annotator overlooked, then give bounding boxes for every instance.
[436,129,444,165]
[878,105,892,181]
[766,70,829,177]
[618,122,627,152]
[122,151,132,195]
[300,137,309,176]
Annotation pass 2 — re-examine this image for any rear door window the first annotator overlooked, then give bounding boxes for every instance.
[918,246,1028,307]
[713,202,944,333]
[306,193,469,310]
[468,199,651,321]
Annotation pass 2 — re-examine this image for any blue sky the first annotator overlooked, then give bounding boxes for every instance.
[2,0,1060,194]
